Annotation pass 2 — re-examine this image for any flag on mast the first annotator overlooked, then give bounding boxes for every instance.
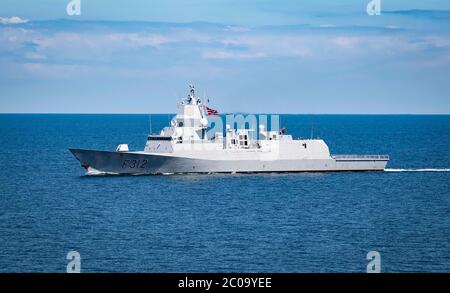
[204,105,219,116]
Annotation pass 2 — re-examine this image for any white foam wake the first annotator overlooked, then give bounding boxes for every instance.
[86,166,119,176]
[385,168,450,172]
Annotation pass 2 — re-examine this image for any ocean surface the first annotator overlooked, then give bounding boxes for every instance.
[0,114,449,272]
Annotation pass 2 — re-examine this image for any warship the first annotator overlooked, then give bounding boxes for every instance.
[69,86,389,175]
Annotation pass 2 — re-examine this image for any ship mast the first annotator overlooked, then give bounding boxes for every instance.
[188,84,197,104]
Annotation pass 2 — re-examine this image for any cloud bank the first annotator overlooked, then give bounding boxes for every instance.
[0,15,450,113]
[0,16,28,24]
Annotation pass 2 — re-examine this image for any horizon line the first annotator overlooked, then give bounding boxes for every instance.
[1,112,449,116]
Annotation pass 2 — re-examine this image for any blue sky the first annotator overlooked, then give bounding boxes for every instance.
[1,0,450,113]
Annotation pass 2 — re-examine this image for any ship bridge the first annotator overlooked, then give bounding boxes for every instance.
[144,85,211,152]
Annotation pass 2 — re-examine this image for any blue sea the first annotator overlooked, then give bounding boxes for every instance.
[0,114,449,272]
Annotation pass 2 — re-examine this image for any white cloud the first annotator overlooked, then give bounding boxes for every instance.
[424,36,450,48]
[333,36,361,49]
[106,33,172,48]
[24,52,47,60]
[385,25,400,30]
[0,29,173,62]
[318,24,336,28]
[0,16,28,24]
[34,32,172,51]
[2,21,450,73]
[202,49,266,59]
[224,25,251,32]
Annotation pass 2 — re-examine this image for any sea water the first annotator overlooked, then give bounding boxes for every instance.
[0,114,449,272]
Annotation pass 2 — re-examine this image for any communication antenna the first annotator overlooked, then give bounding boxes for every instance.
[189,83,195,96]
[279,115,282,134]
[148,114,152,135]
[205,90,210,105]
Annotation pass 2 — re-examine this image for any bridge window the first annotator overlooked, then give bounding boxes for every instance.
[148,136,172,141]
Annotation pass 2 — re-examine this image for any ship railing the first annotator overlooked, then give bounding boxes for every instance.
[332,154,389,160]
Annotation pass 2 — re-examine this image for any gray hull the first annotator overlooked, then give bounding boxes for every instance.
[69,148,388,175]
